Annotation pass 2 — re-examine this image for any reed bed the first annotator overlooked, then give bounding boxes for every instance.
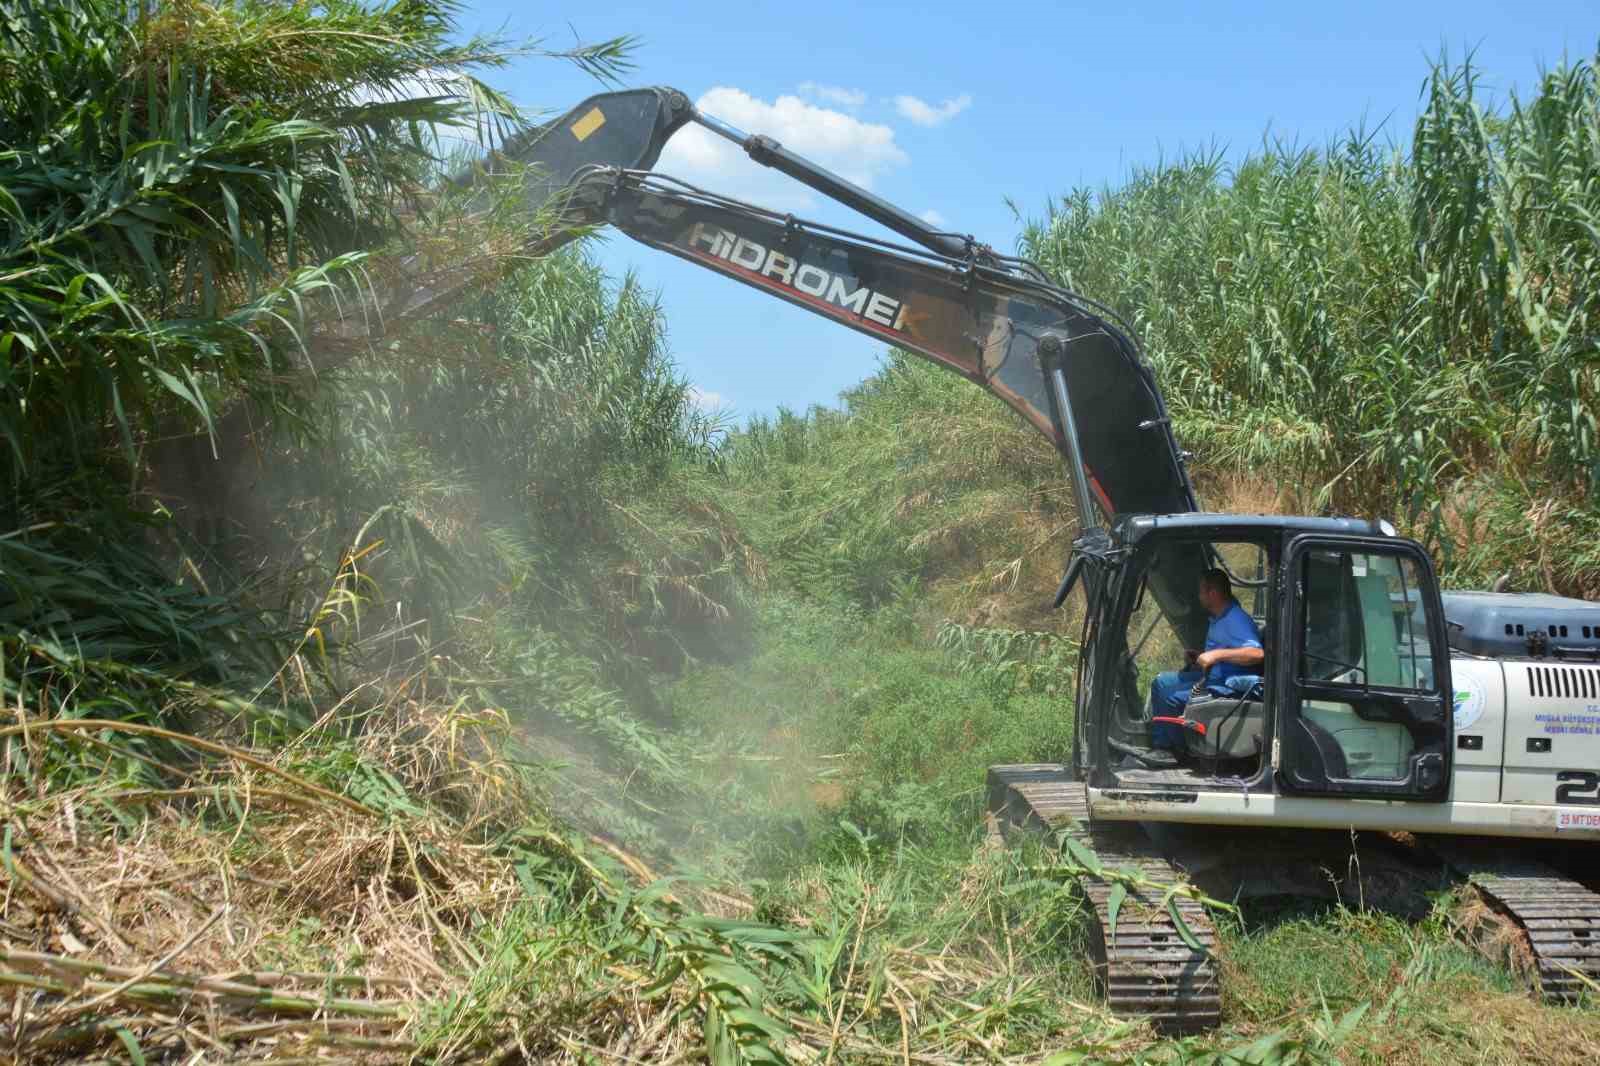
[1020,49,1600,596]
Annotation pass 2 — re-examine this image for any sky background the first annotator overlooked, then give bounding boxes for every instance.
[459,2,1596,422]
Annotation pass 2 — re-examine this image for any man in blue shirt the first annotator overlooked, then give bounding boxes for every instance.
[1149,568,1264,749]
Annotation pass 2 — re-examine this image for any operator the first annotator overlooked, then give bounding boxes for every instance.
[1148,568,1264,749]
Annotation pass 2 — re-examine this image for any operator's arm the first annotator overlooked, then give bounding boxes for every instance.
[1195,646,1264,670]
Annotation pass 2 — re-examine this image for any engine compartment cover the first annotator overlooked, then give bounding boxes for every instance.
[1442,591,1600,658]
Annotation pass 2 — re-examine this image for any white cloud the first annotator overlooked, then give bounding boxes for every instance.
[919,208,948,227]
[893,93,972,127]
[658,87,908,210]
[797,82,866,109]
[688,385,725,411]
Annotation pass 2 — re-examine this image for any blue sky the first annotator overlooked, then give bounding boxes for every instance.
[461,2,1595,421]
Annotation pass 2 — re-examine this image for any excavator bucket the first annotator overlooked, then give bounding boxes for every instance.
[495,87,694,217]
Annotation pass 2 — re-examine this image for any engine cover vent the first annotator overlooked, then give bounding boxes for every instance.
[1526,664,1600,700]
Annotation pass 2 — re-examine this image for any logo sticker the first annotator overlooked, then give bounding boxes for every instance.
[683,223,915,333]
[1453,673,1487,732]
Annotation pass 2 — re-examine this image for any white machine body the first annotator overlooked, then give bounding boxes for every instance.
[1093,655,1600,838]
[1092,577,1600,840]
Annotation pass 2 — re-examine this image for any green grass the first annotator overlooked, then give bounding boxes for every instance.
[1204,897,1600,1064]
[1221,901,1511,1018]
[656,587,1600,1063]
[663,596,1076,869]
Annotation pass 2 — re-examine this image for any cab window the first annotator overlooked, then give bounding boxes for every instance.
[1299,549,1435,692]
[1292,547,1440,784]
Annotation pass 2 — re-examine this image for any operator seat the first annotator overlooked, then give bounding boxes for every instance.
[1179,692,1266,759]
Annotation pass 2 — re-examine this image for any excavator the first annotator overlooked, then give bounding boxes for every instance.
[480,86,1600,1031]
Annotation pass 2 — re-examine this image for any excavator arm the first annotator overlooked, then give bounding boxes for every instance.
[489,87,1208,641]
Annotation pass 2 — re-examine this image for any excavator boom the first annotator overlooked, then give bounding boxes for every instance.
[489,88,1208,640]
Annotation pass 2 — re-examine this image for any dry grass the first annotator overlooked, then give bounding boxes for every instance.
[1447,886,1540,987]
[3,717,481,1062]
[1194,469,1306,518]
[1341,983,1600,1066]
[1425,988,1600,1066]
[3,691,1141,1065]
[0,697,755,1065]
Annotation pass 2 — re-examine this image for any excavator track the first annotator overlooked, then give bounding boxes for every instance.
[1429,841,1600,1002]
[986,765,1221,1032]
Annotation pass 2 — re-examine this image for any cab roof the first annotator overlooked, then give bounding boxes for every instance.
[1115,512,1391,544]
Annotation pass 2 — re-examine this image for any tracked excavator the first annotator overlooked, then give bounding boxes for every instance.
[483,86,1600,1030]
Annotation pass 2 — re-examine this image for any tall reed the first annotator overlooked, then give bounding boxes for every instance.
[1021,50,1600,593]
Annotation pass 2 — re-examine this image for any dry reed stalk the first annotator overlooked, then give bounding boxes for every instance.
[1449,886,1538,983]
[0,686,802,1064]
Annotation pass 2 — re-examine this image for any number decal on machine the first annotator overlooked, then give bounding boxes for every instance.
[1556,771,1600,805]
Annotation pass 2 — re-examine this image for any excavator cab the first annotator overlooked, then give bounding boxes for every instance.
[1095,534,1271,771]
[1077,515,1454,805]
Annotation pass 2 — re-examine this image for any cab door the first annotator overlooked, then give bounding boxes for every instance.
[1274,535,1453,801]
